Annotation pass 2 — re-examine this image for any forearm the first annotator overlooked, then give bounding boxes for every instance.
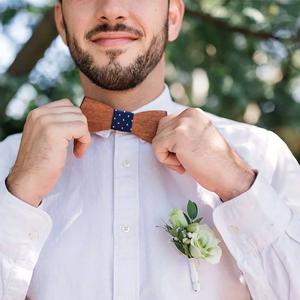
[213,171,299,299]
[0,178,52,299]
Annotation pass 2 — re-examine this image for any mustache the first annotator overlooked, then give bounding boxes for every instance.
[85,23,144,40]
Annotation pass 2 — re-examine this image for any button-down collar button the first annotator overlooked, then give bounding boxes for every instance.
[122,160,131,168]
[121,225,130,233]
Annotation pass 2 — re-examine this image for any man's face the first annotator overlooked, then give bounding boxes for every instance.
[58,0,170,91]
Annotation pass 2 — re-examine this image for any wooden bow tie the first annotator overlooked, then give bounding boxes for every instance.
[80,96,167,143]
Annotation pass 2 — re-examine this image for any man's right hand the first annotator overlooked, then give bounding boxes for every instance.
[6,99,91,207]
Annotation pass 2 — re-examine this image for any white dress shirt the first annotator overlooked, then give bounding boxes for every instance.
[0,84,300,300]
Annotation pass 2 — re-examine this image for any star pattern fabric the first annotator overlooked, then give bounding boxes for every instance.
[112,109,134,133]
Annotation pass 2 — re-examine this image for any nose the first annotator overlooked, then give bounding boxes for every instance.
[95,0,129,24]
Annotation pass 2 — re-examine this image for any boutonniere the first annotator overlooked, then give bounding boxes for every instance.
[159,200,222,292]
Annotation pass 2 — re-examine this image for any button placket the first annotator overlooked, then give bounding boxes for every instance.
[120,225,130,233]
[122,160,131,168]
[113,133,140,300]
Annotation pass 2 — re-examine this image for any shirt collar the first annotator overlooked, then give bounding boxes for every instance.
[93,83,176,139]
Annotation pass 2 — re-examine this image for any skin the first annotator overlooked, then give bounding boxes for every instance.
[6,0,256,207]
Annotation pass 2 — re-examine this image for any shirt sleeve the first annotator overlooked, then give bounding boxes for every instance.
[212,130,300,300]
[0,135,53,300]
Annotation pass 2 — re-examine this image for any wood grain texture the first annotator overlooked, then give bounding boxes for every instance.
[80,96,167,143]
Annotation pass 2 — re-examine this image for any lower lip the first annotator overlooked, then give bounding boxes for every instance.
[93,38,136,47]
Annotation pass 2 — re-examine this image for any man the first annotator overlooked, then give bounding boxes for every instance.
[0,0,299,299]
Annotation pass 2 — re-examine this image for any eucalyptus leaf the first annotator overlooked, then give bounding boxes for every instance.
[183,212,191,224]
[194,217,203,223]
[178,228,187,241]
[165,224,173,231]
[174,240,186,255]
[183,243,192,258]
[187,200,198,220]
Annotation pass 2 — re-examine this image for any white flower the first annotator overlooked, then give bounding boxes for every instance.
[182,238,191,244]
[189,224,222,264]
[169,208,188,228]
[187,232,193,238]
[187,223,200,233]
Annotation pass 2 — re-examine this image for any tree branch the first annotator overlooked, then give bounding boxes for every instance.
[0,9,58,121]
[185,8,300,43]
[7,9,57,77]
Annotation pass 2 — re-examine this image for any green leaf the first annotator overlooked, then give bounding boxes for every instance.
[183,243,192,258]
[187,200,198,220]
[177,228,187,241]
[171,227,178,237]
[194,217,203,223]
[163,224,178,238]
[165,224,173,232]
[174,240,186,256]
[183,212,191,224]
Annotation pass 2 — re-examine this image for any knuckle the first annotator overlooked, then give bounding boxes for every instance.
[44,123,57,139]
[187,107,200,117]
[36,115,50,128]
[60,98,73,105]
[27,108,40,121]
[74,120,87,129]
[174,125,186,137]
[177,117,187,127]
[81,114,88,124]
[203,117,212,128]
[74,106,83,113]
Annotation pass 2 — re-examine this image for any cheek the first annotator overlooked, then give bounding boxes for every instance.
[63,5,94,41]
[131,0,168,37]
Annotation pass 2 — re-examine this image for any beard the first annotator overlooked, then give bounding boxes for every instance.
[63,19,169,91]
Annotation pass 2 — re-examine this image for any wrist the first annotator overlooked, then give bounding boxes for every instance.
[218,168,258,202]
[6,174,42,208]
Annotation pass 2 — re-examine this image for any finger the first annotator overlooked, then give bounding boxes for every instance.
[29,106,83,123]
[47,106,83,114]
[40,111,91,156]
[165,164,186,174]
[73,138,90,158]
[28,100,76,122]
[152,134,180,166]
[43,99,74,108]
[156,113,179,136]
[162,152,182,167]
[39,112,88,125]
[52,121,91,157]
[157,108,194,136]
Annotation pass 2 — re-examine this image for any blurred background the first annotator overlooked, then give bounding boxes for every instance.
[0,0,300,159]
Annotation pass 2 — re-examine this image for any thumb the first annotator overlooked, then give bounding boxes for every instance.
[73,134,91,158]
[157,152,186,173]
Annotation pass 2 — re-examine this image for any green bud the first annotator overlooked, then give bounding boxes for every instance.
[169,208,188,228]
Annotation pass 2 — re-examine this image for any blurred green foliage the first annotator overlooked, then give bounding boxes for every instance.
[0,0,300,158]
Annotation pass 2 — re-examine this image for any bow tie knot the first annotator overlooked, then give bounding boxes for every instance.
[80,96,167,143]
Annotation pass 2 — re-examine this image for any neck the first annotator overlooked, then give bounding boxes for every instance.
[80,57,165,112]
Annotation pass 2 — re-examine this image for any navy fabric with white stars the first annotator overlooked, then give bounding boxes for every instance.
[111,109,134,133]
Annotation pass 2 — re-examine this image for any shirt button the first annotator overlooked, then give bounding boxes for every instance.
[121,225,130,233]
[122,160,131,168]
[228,225,240,234]
[28,231,39,240]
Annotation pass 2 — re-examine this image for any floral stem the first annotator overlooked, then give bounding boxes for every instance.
[188,258,200,292]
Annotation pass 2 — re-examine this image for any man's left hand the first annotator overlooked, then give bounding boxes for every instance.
[152,108,257,201]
